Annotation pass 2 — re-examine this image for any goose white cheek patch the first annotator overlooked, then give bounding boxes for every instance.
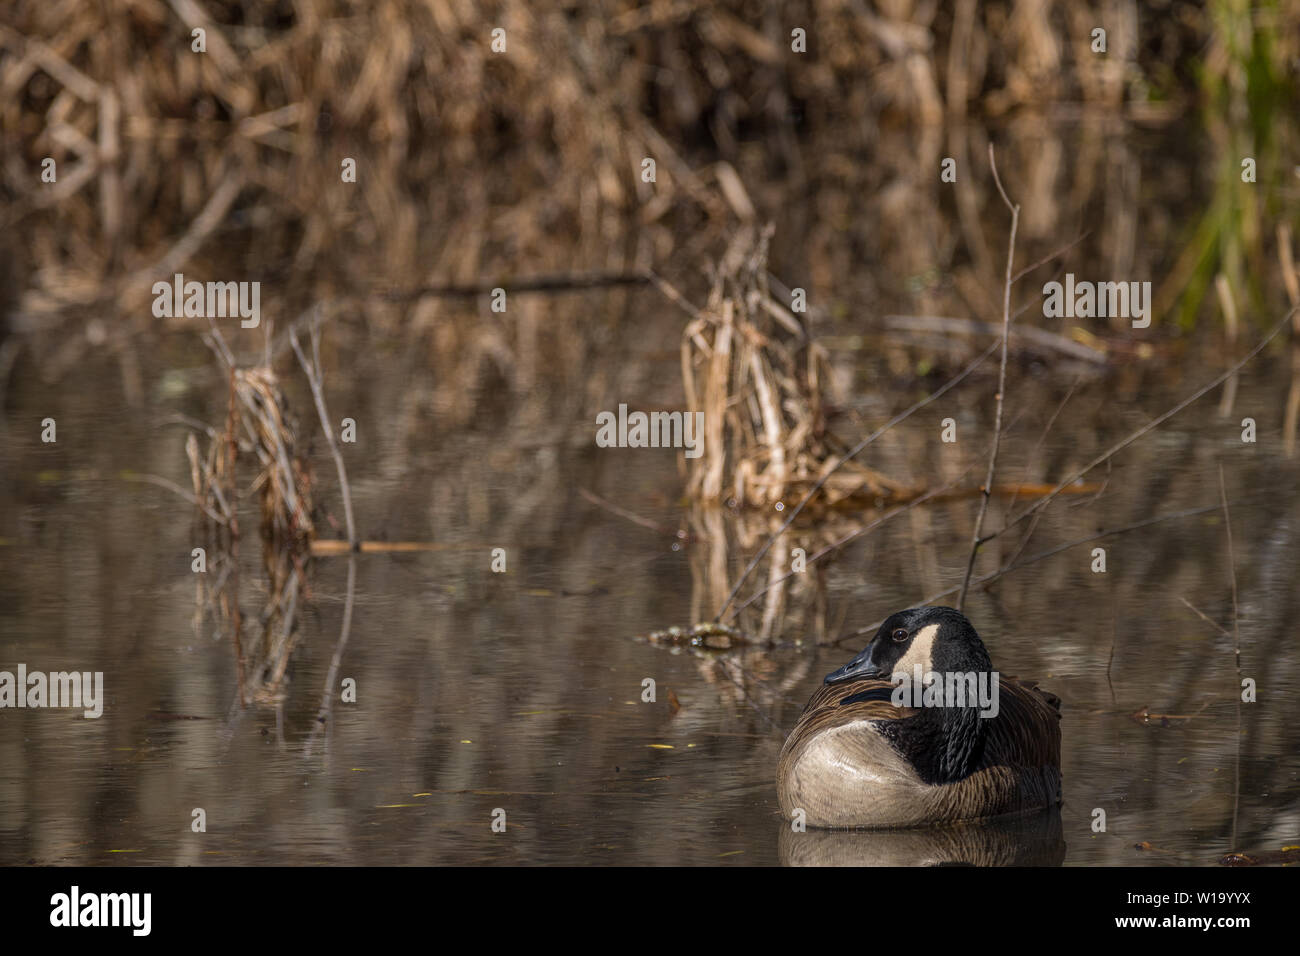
[893,623,940,676]
[889,623,1001,717]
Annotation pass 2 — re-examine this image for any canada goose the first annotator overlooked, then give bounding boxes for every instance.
[777,606,1061,828]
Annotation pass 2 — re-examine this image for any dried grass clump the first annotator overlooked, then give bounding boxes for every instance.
[188,351,314,548]
[234,365,315,546]
[682,225,906,510]
[186,328,315,706]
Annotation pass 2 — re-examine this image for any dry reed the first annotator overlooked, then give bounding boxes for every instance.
[681,224,905,509]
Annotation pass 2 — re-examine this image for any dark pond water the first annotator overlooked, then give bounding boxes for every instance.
[2,287,1297,866]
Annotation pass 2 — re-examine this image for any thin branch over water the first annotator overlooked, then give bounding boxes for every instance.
[715,339,1000,621]
[958,144,1020,612]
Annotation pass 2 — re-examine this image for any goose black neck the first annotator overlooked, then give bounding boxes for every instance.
[880,700,988,785]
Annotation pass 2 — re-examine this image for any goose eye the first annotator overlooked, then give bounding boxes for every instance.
[891,628,908,642]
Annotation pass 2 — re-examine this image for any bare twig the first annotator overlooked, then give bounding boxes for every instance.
[125,171,243,293]
[982,503,1221,594]
[1218,462,1242,844]
[304,553,357,761]
[838,502,1223,645]
[160,412,220,439]
[1277,225,1300,457]
[1010,230,1090,283]
[649,270,705,319]
[714,338,1000,620]
[378,271,650,302]
[1106,610,1118,706]
[958,144,1019,611]
[712,659,782,736]
[290,310,357,548]
[223,366,245,704]
[722,466,975,621]
[982,308,1297,547]
[124,472,228,524]
[1177,596,1231,638]
[1003,376,1080,519]
[579,487,686,539]
[882,314,1106,364]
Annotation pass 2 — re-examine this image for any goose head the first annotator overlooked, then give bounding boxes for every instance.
[824,606,996,784]
[825,606,993,685]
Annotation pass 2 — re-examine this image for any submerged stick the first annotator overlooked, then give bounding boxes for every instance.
[958,144,1020,612]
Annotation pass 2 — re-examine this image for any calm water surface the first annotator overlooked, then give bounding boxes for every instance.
[2,307,1297,866]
